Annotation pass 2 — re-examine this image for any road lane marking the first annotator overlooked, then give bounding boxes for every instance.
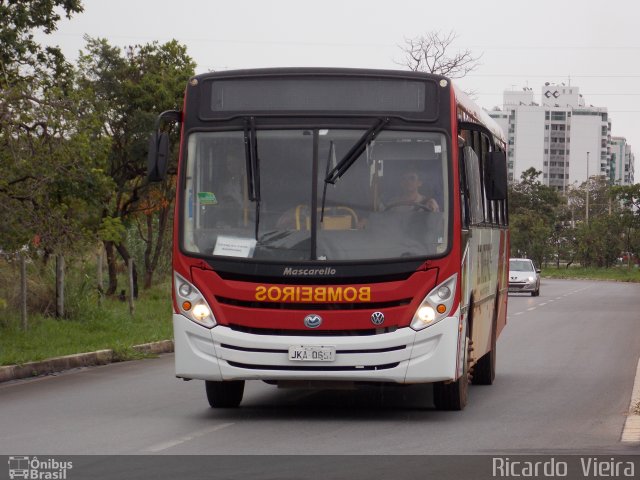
[526,307,536,311]
[539,303,547,306]
[622,358,640,443]
[143,422,235,452]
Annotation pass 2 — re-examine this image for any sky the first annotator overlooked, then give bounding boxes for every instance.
[36,0,640,177]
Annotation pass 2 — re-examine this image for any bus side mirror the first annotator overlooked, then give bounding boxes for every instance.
[147,109,181,182]
[485,151,507,200]
[147,131,170,182]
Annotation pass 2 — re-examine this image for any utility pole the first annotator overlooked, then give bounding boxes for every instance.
[585,151,590,225]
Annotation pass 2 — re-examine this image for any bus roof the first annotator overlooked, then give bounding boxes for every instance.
[191,67,449,82]
[453,84,506,145]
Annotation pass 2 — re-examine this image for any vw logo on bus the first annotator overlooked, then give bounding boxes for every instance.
[371,311,385,326]
[304,314,322,329]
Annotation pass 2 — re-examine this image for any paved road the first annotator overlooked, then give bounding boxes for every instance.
[1,279,639,455]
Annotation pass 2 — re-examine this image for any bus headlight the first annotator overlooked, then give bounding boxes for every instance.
[192,303,212,321]
[410,274,457,331]
[417,306,436,323]
[174,272,217,328]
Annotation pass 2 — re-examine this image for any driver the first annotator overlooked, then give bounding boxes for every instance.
[388,172,439,212]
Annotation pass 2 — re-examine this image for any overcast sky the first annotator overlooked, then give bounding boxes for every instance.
[38,0,640,176]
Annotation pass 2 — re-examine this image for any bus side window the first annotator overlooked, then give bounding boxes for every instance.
[462,146,484,225]
[459,147,470,230]
[480,133,496,225]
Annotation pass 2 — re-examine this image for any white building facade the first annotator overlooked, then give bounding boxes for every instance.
[488,83,634,189]
[610,136,635,185]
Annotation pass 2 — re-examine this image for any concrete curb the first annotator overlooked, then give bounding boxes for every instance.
[622,358,640,443]
[0,340,174,384]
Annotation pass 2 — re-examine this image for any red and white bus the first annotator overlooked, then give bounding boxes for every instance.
[149,68,509,410]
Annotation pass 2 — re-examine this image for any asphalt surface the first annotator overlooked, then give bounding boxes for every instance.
[1,279,639,455]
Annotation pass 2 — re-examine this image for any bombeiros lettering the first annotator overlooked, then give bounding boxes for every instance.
[255,285,371,302]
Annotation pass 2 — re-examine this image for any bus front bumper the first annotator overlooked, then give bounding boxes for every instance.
[173,312,462,384]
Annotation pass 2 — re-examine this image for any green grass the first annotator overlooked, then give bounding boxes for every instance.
[541,265,640,282]
[0,282,173,366]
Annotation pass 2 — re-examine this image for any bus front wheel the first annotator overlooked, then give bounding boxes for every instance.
[205,380,245,408]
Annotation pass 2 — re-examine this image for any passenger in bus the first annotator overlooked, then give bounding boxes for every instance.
[218,152,245,207]
[386,172,440,212]
[201,152,246,229]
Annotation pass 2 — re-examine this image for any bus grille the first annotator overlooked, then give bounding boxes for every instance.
[228,324,398,336]
[220,343,406,354]
[216,297,411,310]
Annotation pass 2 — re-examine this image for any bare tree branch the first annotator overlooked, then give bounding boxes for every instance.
[395,30,482,79]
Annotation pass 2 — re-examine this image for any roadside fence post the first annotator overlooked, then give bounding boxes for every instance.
[20,253,28,330]
[128,258,135,315]
[97,247,104,307]
[56,254,65,318]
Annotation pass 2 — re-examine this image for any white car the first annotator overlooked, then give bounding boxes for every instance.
[508,258,541,296]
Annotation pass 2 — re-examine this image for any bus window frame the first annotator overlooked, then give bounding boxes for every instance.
[176,122,456,266]
[458,121,508,228]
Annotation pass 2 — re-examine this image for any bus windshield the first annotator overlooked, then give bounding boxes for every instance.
[182,129,449,262]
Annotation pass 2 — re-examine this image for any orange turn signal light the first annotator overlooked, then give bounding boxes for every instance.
[436,304,447,314]
[182,301,192,311]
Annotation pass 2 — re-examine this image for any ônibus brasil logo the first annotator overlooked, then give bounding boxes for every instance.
[8,456,73,480]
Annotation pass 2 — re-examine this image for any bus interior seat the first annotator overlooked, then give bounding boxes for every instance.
[295,205,358,230]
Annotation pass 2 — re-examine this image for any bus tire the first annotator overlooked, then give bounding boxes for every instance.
[205,380,245,408]
[472,315,497,385]
[433,336,469,410]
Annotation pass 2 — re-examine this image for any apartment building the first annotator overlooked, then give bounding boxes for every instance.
[488,83,633,189]
[610,136,635,185]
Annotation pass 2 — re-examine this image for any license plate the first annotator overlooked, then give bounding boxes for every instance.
[288,345,336,362]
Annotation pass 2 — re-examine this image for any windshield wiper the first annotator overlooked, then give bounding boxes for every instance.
[324,117,389,185]
[320,140,336,223]
[243,117,261,239]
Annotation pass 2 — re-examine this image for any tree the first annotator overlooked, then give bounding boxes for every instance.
[612,184,640,210]
[611,184,640,268]
[396,30,481,78]
[0,0,83,83]
[0,0,112,258]
[574,215,623,268]
[0,76,113,255]
[77,38,195,293]
[508,168,561,266]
